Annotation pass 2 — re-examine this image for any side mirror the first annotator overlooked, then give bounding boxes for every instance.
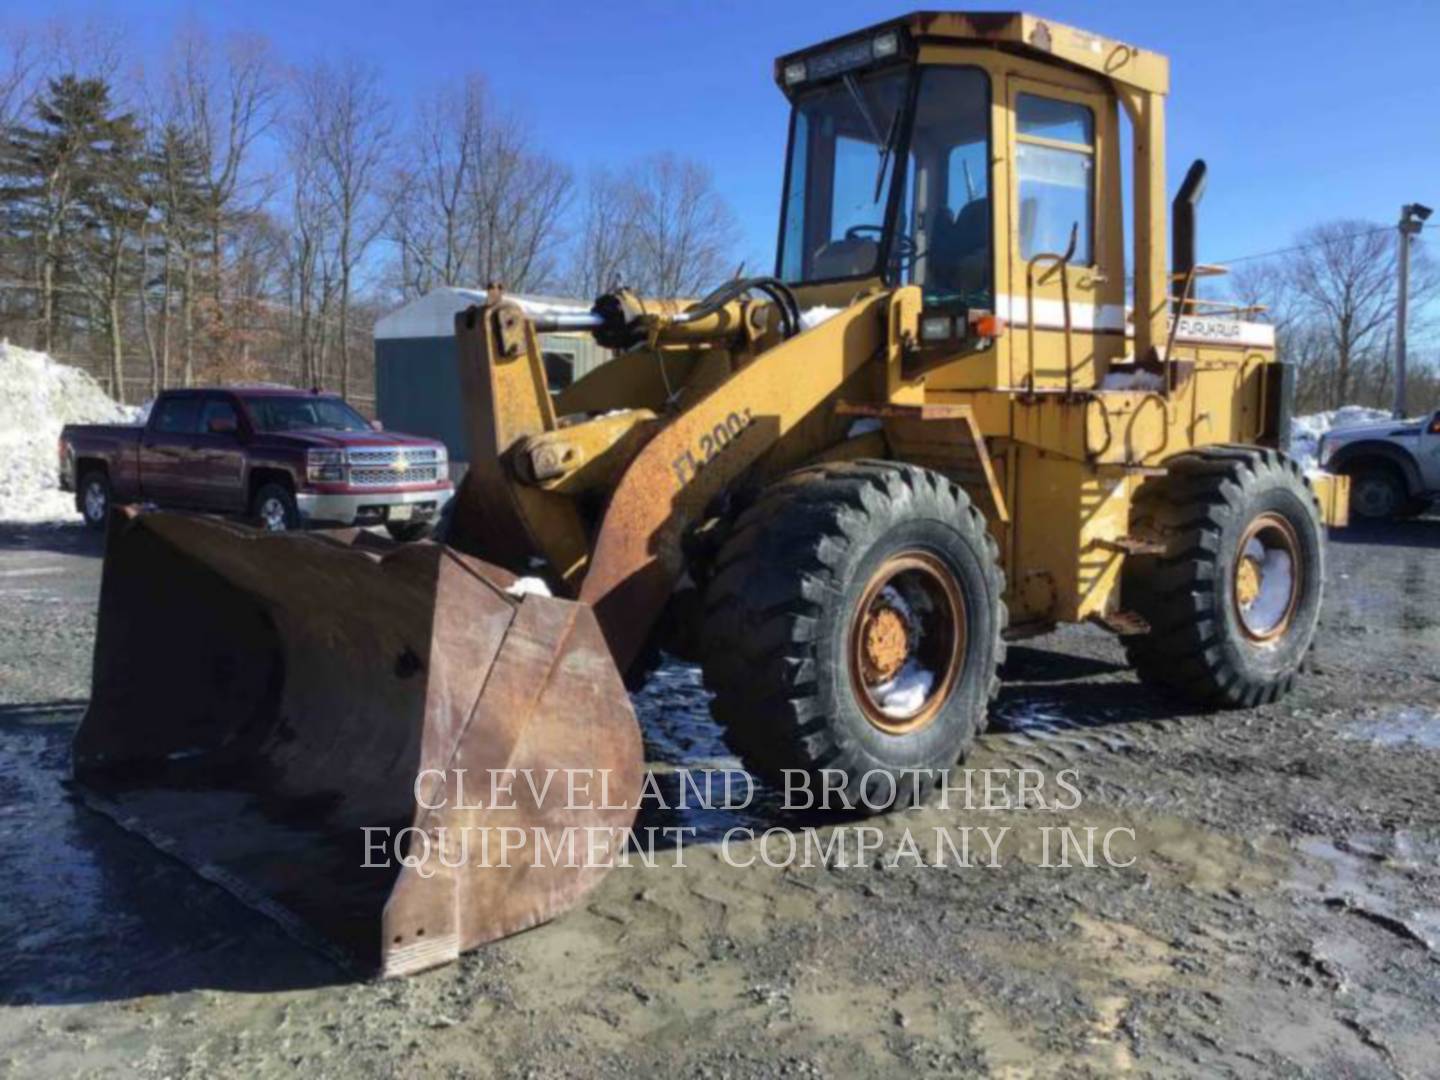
[208,415,238,435]
[370,418,385,432]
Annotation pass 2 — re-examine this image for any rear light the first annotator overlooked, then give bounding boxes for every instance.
[306,449,345,483]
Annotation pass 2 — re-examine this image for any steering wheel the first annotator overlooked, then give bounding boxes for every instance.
[844,224,918,265]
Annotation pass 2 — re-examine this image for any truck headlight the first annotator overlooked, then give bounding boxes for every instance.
[306,449,345,483]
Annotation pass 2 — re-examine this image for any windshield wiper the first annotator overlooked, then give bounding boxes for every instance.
[843,73,901,206]
[872,107,901,203]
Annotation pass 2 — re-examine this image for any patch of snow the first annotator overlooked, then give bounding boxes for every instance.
[1289,405,1391,470]
[0,341,140,525]
[800,306,842,331]
[874,659,935,719]
[505,576,552,598]
[1100,368,1166,392]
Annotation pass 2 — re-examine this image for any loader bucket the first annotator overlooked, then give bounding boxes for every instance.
[72,509,643,978]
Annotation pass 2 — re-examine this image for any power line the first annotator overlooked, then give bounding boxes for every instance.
[1217,226,1394,267]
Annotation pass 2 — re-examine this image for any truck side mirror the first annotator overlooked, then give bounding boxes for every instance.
[208,415,238,435]
[371,419,385,432]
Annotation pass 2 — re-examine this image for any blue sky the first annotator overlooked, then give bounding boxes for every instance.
[20,0,1440,275]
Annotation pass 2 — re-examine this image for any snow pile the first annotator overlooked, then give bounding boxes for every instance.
[1100,368,1166,392]
[0,341,139,524]
[1289,405,1391,470]
[800,306,843,331]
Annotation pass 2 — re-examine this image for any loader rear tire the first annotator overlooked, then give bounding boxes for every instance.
[701,461,1005,812]
[1122,447,1324,708]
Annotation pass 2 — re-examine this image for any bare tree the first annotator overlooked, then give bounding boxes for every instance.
[1286,221,1436,408]
[296,56,392,396]
[620,153,738,297]
[389,75,483,298]
[281,109,337,387]
[0,27,37,132]
[567,166,636,300]
[170,26,278,368]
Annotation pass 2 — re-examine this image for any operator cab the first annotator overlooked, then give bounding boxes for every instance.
[777,35,994,311]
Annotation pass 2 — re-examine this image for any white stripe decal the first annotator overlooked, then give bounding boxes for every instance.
[993,294,1275,349]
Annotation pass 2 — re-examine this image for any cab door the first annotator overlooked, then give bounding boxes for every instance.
[1003,75,1120,390]
[194,395,248,511]
[139,394,203,505]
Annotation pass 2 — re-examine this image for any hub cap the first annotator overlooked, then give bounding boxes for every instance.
[848,552,965,735]
[259,497,289,532]
[83,481,107,522]
[1232,512,1302,642]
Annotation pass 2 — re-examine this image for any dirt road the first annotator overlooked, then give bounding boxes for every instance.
[1,519,1438,1078]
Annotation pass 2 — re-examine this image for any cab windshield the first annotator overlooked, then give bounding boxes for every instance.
[777,64,993,308]
[242,395,371,433]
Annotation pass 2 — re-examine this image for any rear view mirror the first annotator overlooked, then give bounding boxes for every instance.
[208,415,238,434]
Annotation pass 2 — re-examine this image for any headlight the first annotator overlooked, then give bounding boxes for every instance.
[920,315,953,342]
[306,448,345,483]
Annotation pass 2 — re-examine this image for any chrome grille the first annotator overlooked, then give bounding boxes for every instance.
[346,446,441,466]
[350,465,440,487]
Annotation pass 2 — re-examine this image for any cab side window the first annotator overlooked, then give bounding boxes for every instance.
[153,397,202,434]
[200,398,239,435]
[1015,93,1095,264]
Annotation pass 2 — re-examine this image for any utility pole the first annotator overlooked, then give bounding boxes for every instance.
[1394,202,1432,418]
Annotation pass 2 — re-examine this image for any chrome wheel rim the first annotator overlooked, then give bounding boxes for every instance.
[259,497,289,532]
[83,481,107,522]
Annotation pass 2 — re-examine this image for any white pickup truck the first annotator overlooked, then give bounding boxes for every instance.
[1319,409,1440,520]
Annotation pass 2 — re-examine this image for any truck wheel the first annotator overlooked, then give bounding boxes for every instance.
[1122,447,1324,708]
[251,483,299,532]
[78,470,111,530]
[701,461,1005,812]
[1348,463,1406,520]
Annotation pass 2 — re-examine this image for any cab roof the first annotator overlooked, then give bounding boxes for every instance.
[775,11,1168,97]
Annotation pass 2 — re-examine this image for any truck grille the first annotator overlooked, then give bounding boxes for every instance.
[351,466,440,486]
[345,447,443,487]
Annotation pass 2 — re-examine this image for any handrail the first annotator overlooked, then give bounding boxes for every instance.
[1023,223,1080,396]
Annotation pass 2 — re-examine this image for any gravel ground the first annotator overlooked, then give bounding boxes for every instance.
[0,518,1438,1078]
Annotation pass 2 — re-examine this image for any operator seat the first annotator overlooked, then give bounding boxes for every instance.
[928,197,990,296]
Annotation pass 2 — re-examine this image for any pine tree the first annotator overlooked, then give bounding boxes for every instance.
[0,75,137,357]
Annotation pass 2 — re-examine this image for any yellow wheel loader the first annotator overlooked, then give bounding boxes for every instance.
[74,11,1349,977]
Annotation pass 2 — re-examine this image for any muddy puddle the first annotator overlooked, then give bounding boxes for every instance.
[0,705,336,1004]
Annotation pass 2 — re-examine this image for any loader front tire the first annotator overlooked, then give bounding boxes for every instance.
[702,462,1005,812]
[1122,447,1324,708]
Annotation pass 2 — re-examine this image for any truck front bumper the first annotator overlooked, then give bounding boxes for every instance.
[296,484,453,528]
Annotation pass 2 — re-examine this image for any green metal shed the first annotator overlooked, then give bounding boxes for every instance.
[373,287,611,467]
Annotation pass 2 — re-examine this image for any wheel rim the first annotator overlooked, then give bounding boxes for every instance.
[847,551,966,735]
[83,481,106,522]
[259,497,288,532]
[1353,476,1397,518]
[1232,512,1302,643]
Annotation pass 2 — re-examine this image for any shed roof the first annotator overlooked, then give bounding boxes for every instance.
[373,287,592,341]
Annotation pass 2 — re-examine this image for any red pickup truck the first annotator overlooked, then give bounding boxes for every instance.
[59,386,453,539]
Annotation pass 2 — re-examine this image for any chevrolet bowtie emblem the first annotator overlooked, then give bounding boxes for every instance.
[393,455,408,471]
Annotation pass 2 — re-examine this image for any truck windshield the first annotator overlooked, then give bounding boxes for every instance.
[242,396,371,433]
[777,64,993,308]
[778,66,911,283]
